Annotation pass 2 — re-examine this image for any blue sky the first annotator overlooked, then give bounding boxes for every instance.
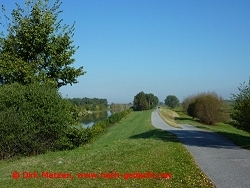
[3,0,250,103]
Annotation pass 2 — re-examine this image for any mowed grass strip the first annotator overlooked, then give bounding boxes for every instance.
[175,111,250,150]
[0,110,214,188]
[158,107,181,128]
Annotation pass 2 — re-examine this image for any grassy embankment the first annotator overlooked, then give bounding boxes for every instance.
[158,107,181,128]
[169,107,250,150]
[0,110,214,188]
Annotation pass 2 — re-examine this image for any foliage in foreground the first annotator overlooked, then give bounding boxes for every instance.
[0,82,132,160]
[230,78,250,132]
[0,82,78,159]
[182,92,229,125]
[0,0,85,87]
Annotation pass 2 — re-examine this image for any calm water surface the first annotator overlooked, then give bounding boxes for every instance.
[81,111,112,128]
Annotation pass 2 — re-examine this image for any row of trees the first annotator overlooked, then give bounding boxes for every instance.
[133,92,159,111]
[133,93,180,111]
[67,97,108,111]
[68,97,108,107]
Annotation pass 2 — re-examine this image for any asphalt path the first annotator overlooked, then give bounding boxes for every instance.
[151,109,250,188]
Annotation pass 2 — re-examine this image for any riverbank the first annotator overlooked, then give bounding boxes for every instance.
[0,110,214,188]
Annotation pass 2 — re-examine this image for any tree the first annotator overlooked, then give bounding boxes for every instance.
[0,0,85,87]
[133,92,159,111]
[164,95,179,108]
[133,91,149,111]
[67,97,108,111]
[230,78,250,132]
[145,93,159,109]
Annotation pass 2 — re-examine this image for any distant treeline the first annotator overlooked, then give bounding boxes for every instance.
[110,103,132,111]
[67,97,108,111]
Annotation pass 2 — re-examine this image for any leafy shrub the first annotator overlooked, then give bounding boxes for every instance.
[182,92,228,125]
[195,93,227,124]
[230,79,250,132]
[182,95,196,114]
[187,102,197,119]
[0,82,79,159]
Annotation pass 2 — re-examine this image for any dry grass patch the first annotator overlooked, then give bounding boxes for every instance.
[159,108,181,128]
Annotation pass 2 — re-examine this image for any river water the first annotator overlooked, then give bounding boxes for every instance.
[81,111,112,128]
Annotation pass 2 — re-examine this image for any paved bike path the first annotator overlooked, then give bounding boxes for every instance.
[151,109,250,188]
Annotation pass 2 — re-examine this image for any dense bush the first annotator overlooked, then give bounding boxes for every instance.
[0,82,80,159]
[182,95,196,115]
[182,92,228,125]
[0,82,132,160]
[230,79,250,132]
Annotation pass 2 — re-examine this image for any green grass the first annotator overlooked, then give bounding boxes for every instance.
[0,110,214,188]
[175,111,250,150]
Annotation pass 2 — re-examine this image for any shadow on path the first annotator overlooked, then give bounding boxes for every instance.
[168,129,244,149]
[129,128,250,150]
[150,109,250,188]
